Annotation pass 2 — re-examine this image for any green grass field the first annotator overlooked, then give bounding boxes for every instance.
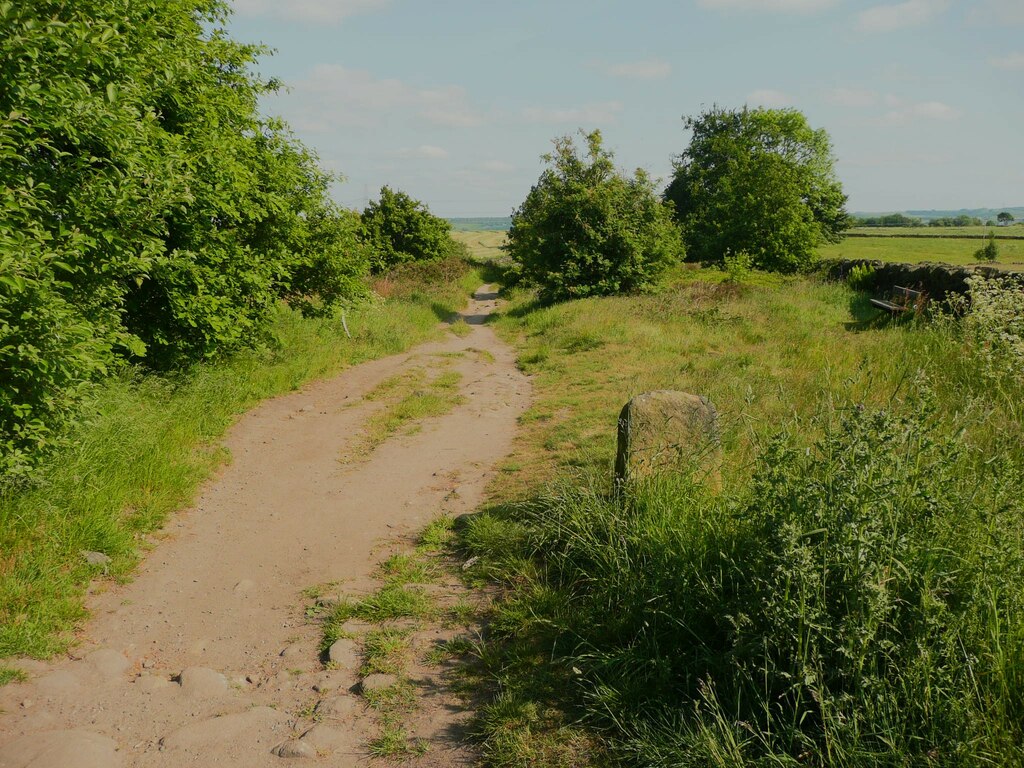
[0,257,483,660]
[823,232,1024,268]
[452,230,508,262]
[451,240,1024,766]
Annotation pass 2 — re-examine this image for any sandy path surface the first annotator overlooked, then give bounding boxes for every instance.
[0,286,530,768]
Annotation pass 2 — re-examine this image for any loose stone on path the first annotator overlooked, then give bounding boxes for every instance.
[359,673,399,693]
[174,667,228,697]
[271,740,316,759]
[327,638,358,668]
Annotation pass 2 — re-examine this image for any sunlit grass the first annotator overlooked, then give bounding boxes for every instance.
[467,265,1024,766]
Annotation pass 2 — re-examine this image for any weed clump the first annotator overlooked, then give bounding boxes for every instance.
[974,231,1000,262]
[846,262,876,291]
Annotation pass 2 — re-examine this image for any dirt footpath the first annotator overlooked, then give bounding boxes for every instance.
[0,286,530,768]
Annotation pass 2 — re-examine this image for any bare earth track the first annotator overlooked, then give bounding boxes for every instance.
[0,286,530,768]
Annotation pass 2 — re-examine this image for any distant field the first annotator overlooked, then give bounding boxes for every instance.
[453,230,507,261]
[447,216,511,232]
[458,230,1024,271]
[821,235,1024,269]
[849,226,1024,239]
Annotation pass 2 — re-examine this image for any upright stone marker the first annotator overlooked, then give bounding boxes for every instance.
[615,391,721,489]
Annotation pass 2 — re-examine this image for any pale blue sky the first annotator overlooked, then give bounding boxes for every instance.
[227,0,1023,217]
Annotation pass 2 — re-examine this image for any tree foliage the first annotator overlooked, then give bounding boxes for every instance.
[1,0,366,479]
[929,215,983,227]
[853,213,922,228]
[998,211,1015,225]
[505,130,682,302]
[361,186,454,273]
[665,107,849,272]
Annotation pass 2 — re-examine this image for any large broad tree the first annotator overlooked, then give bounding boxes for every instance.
[997,211,1015,226]
[505,130,682,302]
[665,107,849,272]
[1,0,365,478]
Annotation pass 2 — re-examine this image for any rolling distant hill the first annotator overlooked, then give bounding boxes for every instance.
[448,217,512,231]
[853,207,1024,222]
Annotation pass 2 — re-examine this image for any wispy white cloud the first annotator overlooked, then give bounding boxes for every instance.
[232,0,388,23]
[394,145,449,159]
[592,59,673,79]
[968,0,1024,25]
[825,88,961,124]
[747,89,794,107]
[857,0,949,32]
[876,99,962,125]
[283,65,487,129]
[843,150,953,168]
[990,52,1024,69]
[698,0,837,11]
[479,160,516,173]
[521,102,624,124]
[825,87,880,107]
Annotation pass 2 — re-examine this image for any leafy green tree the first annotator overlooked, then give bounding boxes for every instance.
[997,211,1015,226]
[361,187,454,272]
[1,0,366,478]
[665,107,849,272]
[505,130,682,302]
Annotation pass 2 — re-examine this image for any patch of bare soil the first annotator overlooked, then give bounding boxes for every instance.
[0,286,530,768]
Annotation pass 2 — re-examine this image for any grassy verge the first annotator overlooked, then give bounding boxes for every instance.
[463,266,1024,766]
[0,256,484,661]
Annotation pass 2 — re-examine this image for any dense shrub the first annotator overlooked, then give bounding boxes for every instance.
[469,398,1024,765]
[974,232,999,262]
[0,1,367,478]
[361,186,454,273]
[505,130,682,302]
[665,107,849,272]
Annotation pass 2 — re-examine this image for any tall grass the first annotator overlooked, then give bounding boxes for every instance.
[0,257,483,659]
[466,268,1024,765]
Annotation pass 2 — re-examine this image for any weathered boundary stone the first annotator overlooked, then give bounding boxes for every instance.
[615,391,721,489]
